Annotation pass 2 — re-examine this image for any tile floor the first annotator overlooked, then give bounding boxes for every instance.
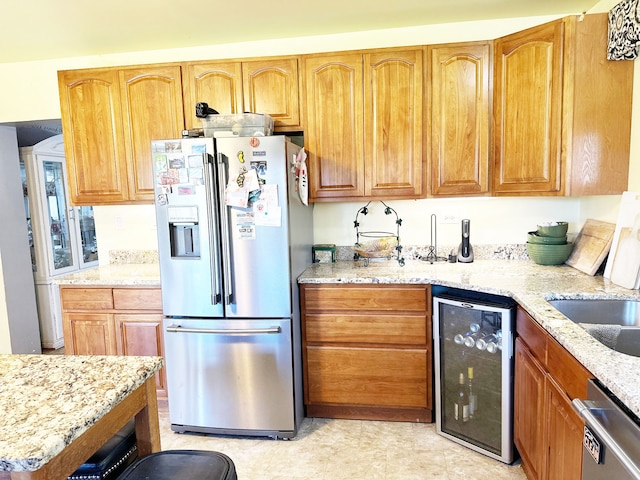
[158,405,527,480]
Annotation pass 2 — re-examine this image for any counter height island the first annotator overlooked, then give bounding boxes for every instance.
[0,354,162,479]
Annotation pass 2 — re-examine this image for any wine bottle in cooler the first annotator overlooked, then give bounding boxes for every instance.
[468,366,477,418]
[454,373,469,423]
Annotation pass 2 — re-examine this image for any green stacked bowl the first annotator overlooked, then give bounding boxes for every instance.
[527,231,567,245]
[537,221,568,237]
[526,242,573,265]
[526,222,573,265]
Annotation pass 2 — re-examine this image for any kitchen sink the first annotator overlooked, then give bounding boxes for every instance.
[580,324,640,357]
[548,299,640,326]
[548,299,640,357]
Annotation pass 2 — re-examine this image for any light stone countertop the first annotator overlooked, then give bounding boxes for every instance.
[0,354,162,472]
[54,263,161,286]
[53,258,640,420]
[299,259,640,419]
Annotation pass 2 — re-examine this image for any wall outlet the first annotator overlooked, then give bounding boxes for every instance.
[441,215,459,224]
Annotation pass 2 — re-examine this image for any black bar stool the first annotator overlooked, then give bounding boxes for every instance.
[117,450,237,480]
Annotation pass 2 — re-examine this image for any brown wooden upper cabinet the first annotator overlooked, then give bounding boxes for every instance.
[182,61,244,128]
[304,49,424,201]
[493,13,633,196]
[59,58,301,205]
[58,68,129,204]
[58,14,631,205]
[182,57,301,131]
[242,58,301,130]
[59,64,185,205]
[427,42,491,196]
[120,66,185,202]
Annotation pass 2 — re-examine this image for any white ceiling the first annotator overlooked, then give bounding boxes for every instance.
[5,0,603,64]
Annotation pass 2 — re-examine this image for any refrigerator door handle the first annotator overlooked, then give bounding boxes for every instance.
[203,154,222,305]
[216,152,234,305]
[166,325,282,335]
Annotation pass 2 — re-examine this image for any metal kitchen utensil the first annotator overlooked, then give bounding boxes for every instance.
[423,214,447,263]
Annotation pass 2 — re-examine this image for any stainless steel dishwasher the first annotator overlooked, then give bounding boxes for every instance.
[573,379,640,480]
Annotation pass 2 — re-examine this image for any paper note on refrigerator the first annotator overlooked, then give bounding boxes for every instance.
[254,203,282,227]
[235,212,256,239]
[254,184,281,227]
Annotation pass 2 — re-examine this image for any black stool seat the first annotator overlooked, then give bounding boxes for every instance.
[117,450,237,480]
[69,420,137,480]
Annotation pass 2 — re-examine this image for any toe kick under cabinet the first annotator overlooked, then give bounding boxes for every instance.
[300,284,432,422]
[60,285,167,397]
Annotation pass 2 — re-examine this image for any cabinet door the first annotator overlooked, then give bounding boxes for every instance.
[494,20,564,195]
[566,13,633,196]
[58,68,129,205]
[304,53,365,199]
[428,43,490,196]
[115,313,167,396]
[242,58,301,129]
[182,61,244,130]
[306,346,427,408]
[63,313,116,355]
[364,49,424,198]
[546,376,584,480]
[120,65,185,202]
[514,338,547,480]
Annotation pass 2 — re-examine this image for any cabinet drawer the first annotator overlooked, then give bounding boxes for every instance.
[306,346,427,408]
[113,288,162,310]
[516,307,547,364]
[303,285,428,312]
[305,313,428,345]
[60,288,114,310]
[546,337,593,400]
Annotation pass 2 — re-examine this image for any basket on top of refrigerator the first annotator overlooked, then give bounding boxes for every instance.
[196,102,274,138]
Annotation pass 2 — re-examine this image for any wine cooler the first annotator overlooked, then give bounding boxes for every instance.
[433,287,516,464]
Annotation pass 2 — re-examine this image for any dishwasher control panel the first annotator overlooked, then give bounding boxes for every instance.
[584,425,603,464]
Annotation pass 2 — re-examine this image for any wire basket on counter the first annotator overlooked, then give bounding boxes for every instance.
[353,201,405,266]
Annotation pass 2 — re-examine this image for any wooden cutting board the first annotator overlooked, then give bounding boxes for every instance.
[565,219,616,275]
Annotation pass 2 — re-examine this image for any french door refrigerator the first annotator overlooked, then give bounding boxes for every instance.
[152,134,312,439]
[432,287,516,463]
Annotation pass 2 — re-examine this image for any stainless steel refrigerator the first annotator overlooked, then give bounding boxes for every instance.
[152,135,312,439]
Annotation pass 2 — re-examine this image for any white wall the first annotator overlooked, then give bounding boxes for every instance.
[0,15,566,122]
[0,126,42,353]
[1,1,638,263]
[0,250,10,352]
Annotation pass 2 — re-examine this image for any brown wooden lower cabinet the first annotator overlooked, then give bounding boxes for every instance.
[60,285,167,397]
[514,307,593,480]
[514,338,546,479]
[65,312,116,356]
[546,376,585,479]
[300,283,432,422]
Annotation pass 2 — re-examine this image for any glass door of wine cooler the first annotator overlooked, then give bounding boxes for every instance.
[433,291,516,464]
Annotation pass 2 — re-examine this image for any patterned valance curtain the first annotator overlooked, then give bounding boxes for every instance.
[608,0,640,60]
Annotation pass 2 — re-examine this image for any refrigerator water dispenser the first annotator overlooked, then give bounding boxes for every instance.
[167,206,201,258]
